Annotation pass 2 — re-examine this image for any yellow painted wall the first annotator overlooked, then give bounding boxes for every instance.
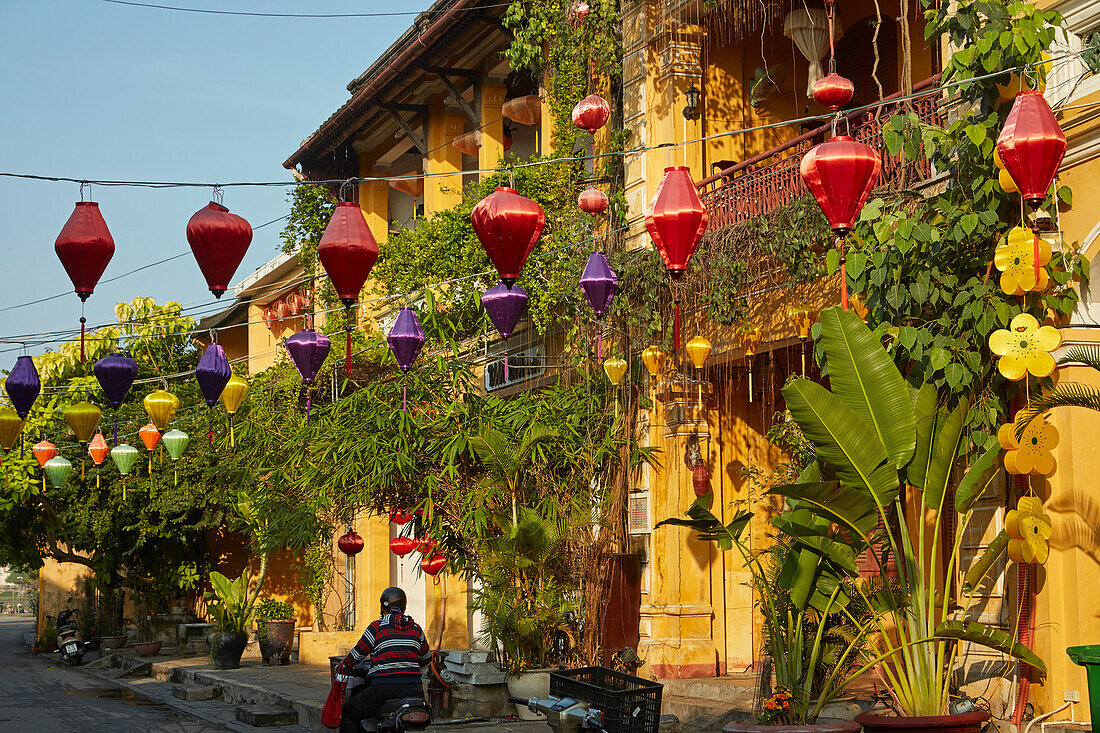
[206,528,312,627]
[36,557,93,642]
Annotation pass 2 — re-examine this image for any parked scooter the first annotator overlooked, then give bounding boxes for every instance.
[342,667,432,733]
[54,609,84,666]
[509,696,607,733]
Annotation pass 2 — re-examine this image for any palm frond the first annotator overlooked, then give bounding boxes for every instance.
[1016,382,1100,439]
[1058,344,1100,373]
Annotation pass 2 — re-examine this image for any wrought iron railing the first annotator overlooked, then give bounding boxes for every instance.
[698,76,944,229]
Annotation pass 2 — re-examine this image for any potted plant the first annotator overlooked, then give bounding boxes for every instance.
[132,607,162,657]
[766,308,1043,732]
[255,598,296,666]
[205,570,261,669]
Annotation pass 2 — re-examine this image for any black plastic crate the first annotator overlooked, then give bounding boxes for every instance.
[549,666,662,733]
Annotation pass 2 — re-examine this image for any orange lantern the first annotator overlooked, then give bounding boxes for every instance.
[89,433,108,487]
[139,423,161,451]
[502,95,541,126]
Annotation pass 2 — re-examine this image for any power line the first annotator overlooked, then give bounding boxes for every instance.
[99,0,518,19]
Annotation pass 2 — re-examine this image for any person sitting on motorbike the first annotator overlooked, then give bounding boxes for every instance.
[337,587,430,733]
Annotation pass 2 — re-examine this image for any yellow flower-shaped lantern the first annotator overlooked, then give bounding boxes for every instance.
[994,226,1050,295]
[998,409,1058,475]
[988,313,1062,380]
[1006,495,1052,564]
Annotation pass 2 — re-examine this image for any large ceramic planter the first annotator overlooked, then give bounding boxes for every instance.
[724,722,861,733]
[258,619,295,666]
[855,711,989,733]
[507,670,551,721]
[133,641,162,656]
[208,631,248,670]
[100,634,127,650]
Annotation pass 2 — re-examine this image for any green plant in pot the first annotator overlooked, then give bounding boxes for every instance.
[205,570,261,669]
[767,307,1043,732]
[255,598,296,666]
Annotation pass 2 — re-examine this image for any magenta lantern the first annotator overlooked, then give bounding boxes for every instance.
[997,90,1067,210]
[471,187,545,288]
[387,308,425,413]
[286,329,330,424]
[186,202,253,298]
[571,94,610,135]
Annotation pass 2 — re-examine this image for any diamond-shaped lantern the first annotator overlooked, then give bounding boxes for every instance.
[471,187,545,288]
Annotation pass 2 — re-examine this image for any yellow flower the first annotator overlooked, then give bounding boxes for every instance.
[988,313,1062,380]
[1006,496,1053,564]
[997,409,1058,475]
[994,227,1051,295]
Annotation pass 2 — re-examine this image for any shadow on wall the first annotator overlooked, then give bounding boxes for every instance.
[1049,487,1100,621]
[206,528,312,626]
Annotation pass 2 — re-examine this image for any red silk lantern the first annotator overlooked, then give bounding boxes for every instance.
[318,202,379,307]
[390,536,416,557]
[421,553,446,576]
[571,94,610,134]
[390,508,414,525]
[812,73,855,111]
[186,202,253,298]
[800,136,880,237]
[139,423,161,451]
[997,90,1066,210]
[692,462,710,496]
[645,166,709,350]
[471,187,545,287]
[578,188,609,216]
[338,530,364,556]
[415,537,437,553]
[55,201,115,361]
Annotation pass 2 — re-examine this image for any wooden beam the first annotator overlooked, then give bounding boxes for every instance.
[431,70,480,126]
[385,108,427,155]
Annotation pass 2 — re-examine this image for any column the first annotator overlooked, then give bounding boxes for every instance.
[479,83,507,176]
[357,152,390,246]
[425,93,465,214]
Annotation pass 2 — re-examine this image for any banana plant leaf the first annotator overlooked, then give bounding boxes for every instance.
[654,494,752,551]
[769,481,882,537]
[909,395,969,510]
[955,443,1004,514]
[936,619,1046,671]
[818,306,916,469]
[962,529,1009,596]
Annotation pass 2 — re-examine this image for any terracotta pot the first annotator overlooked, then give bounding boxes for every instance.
[99,634,127,649]
[259,619,295,666]
[133,640,162,657]
[724,722,861,733]
[207,631,248,669]
[855,711,989,733]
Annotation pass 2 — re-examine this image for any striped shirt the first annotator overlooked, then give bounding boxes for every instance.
[342,611,430,682]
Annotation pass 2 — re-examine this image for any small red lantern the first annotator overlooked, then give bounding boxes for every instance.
[415,537,437,553]
[139,423,161,451]
[692,462,710,496]
[645,166,709,350]
[186,201,253,298]
[997,90,1066,210]
[800,136,881,237]
[471,187,545,288]
[390,536,417,557]
[390,508,414,525]
[571,94,610,135]
[318,202,379,306]
[55,201,115,361]
[812,73,854,111]
[578,188,609,216]
[421,553,446,576]
[338,531,365,556]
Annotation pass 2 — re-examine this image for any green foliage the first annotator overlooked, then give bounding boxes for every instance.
[280,182,336,276]
[205,570,257,634]
[254,598,295,622]
[298,540,335,631]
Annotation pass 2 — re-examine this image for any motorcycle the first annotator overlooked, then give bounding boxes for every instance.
[55,609,84,666]
[342,666,432,733]
[509,696,607,733]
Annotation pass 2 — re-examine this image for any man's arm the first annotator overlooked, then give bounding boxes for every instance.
[416,627,431,669]
[339,623,376,672]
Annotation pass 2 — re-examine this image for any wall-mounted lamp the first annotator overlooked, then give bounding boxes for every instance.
[682,85,701,120]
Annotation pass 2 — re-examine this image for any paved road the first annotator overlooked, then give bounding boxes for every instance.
[0,615,229,732]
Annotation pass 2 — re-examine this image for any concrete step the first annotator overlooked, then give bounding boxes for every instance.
[235,704,299,727]
[172,683,221,701]
[659,694,747,731]
[659,676,758,705]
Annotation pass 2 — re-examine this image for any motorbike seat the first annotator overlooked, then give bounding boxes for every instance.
[376,697,430,728]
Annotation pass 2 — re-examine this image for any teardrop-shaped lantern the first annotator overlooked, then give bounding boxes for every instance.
[603,357,628,385]
[686,336,712,369]
[318,202,379,307]
[641,345,664,378]
[692,462,711,496]
[481,283,528,341]
[390,536,417,557]
[186,201,253,298]
[738,324,763,356]
[646,167,709,279]
[420,553,447,576]
[997,90,1067,210]
[94,353,138,408]
[196,343,232,407]
[571,94,610,134]
[89,434,108,465]
[578,188,609,216]
[0,408,24,451]
[63,401,102,444]
[338,531,365,556]
[44,456,73,489]
[6,356,41,419]
[55,202,115,302]
[139,424,161,451]
[162,430,189,461]
[286,330,331,385]
[220,375,248,414]
[388,308,426,372]
[799,136,880,237]
[580,253,618,319]
[110,443,139,476]
[471,187,545,287]
[32,440,57,468]
[144,390,179,431]
[812,73,855,111]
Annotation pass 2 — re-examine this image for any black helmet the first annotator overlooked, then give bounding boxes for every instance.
[380,587,407,614]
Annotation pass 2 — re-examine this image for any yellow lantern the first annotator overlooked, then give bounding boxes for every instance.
[0,408,23,452]
[220,375,248,448]
[144,390,180,432]
[849,293,869,322]
[737,324,763,403]
[998,167,1018,194]
[641,345,664,378]
[603,357,628,385]
[685,336,712,370]
[63,401,103,444]
[996,52,1050,103]
[788,304,815,339]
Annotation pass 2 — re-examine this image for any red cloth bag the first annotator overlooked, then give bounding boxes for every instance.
[321,679,347,728]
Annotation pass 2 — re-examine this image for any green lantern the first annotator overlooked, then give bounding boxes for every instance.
[161,430,189,485]
[44,456,72,489]
[111,443,139,499]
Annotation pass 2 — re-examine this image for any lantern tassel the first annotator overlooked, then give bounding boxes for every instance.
[839,242,848,310]
[208,409,213,447]
[402,382,407,414]
[673,300,681,351]
[346,327,352,377]
[80,316,86,363]
[81,458,85,480]
[748,359,754,403]
[113,414,118,447]
[597,318,603,360]
[306,390,312,425]
[229,419,235,449]
[1033,226,1041,287]
[504,346,509,382]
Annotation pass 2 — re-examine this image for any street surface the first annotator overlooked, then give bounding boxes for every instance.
[0,615,228,732]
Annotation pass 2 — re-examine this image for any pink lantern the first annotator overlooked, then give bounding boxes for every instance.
[572,94,610,135]
[578,188,609,216]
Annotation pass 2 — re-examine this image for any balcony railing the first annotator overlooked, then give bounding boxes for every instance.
[698,76,944,229]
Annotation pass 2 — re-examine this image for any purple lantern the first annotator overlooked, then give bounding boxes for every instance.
[6,356,40,419]
[481,283,528,341]
[94,352,138,445]
[286,329,331,423]
[579,252,618,358]
[387,308,425,412]
[196,343,232,446]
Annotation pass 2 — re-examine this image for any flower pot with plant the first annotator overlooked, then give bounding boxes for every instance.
[255,598,296,666]
[205,569,263,669]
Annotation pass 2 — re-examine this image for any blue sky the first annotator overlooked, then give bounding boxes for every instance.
[0,0,432,357]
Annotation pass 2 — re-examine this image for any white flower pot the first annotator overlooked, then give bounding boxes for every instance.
[506,670,551,720]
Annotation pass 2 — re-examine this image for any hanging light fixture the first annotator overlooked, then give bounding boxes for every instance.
[997,90,1066,211]
[162,429,189,484]
[196,343,232,446]
[110,443,139,498]
[812,73,855,111]
[390,536,416,557]
[578,188,609,216]
[318,201,380,377]
[645,167,709,351]
[94,353,138,445]
[139,423,161,452]
[186,200,253,298]
[89,433,108,488]
[686,336,712,403]
[580,252,618,360]
[286,329,331,424]
[420,553,447,577]
[603,356,627,385]
[55,200,115,361]
[682,85,701,120]
[471,187,545,288]
[63,402,102,445]
[6,356,41,421]
[738,324,763,402]
[388,308,426,413]
[789,305,816,375]
[481,283,528,382]
[144,390,180,432]
[571,94,611,135]
[220,375,248,447]
[641,345,664,379]
[338,531,365,557]
[33,439,57,492]
[0,409,23,453]
[44,456,73,490]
